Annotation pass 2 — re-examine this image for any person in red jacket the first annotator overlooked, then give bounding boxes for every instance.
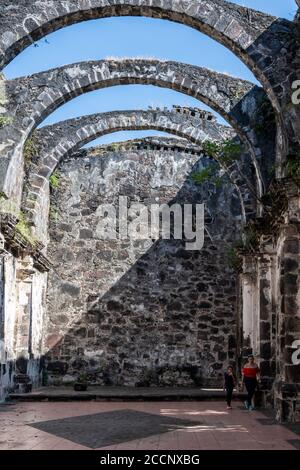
[242,355,260,411]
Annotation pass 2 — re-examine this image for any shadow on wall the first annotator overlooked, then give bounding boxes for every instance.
[42,147,248,388]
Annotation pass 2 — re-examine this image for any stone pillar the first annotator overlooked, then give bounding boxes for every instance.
[0,248,17,400]
[15,257,35,359]
[0,245,5,401]
[0,214,51,397]
[241,256,259,358]
[257,243,277,403]
[242,245,277,406]
[13,256,35,391]
[13,255,49,391]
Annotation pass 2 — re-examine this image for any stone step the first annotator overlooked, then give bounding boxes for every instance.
[9,386,248,402]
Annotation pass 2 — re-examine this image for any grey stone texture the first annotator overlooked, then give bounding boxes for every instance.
[22,109,256,232]
[44,140,242,387]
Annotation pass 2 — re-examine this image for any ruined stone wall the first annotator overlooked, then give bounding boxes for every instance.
[44,141,242,387]
[22,109,249,240]
[0,251,48,401]
[0,223,49,401]
[0,0,298,421]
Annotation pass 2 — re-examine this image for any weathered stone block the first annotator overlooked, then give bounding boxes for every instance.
[60,282,80,297]
[79,228,93,239]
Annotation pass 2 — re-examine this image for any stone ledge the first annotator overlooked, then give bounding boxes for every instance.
[9,386,248,402]
[0,212,52,272]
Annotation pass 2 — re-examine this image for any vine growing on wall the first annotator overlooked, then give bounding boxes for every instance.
[202,139,242,164]
[49,170,60,189]
[49,169,62,224]
[24,133,40,163]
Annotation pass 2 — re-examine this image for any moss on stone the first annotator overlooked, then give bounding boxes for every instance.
[15,211,37,245]
[0,115,13,127]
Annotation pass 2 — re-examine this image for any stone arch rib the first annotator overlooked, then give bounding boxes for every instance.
[0,1,275,73]
[0,1,292,181]
[2,59,267,201]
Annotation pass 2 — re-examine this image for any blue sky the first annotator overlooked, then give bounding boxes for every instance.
[3,0,297,146]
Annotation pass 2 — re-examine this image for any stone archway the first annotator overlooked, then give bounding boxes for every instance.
[0,0,294,172]
[23,109,256,239]
[1,58,272,204]
[0,0,277,80]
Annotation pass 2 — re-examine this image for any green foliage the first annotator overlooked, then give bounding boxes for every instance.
[191,165,217,185]
[49,171,60,189]
[222,140,242,165]
[24,134,39,162]
[226,246,242,271]
[191,138,242,188]
[214,175,223,189]
[286,160,300,187]
[139,369,159,386]
[191,163,227,189]
[266,163,276,180]
[243,229,258,251]
[202,139,242,165]
[42,368,48,386]
[202,140,220,159]
[0,198,37,246]
[78,372,88,383]
[0,115,13,127]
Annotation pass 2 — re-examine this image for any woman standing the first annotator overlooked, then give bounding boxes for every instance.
[224,366,236,409]
[242,355,260,411]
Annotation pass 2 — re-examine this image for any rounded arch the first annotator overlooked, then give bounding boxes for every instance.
[0,1,275,76]
[0,1,291,183]
[24,109,255,234]
[3,59,267,200]
[8,59,256,129]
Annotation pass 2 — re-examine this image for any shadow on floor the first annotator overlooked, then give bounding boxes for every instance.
[29,409,199,448]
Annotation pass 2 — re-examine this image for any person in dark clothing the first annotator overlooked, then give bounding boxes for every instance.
[223,366,236,409]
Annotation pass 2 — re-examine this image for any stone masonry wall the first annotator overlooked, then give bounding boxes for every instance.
[44,141,243,387]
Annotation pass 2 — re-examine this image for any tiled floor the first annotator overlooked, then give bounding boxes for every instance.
[0,400,299,450]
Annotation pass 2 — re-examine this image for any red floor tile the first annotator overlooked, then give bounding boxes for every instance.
[0,401,298,450]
